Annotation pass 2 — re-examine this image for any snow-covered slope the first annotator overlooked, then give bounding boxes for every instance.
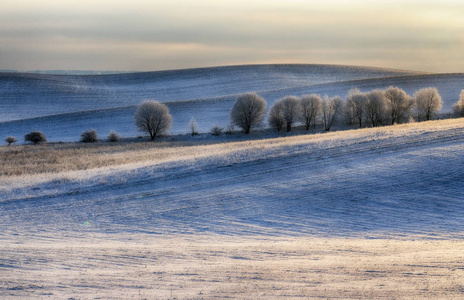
[0,64,420,122]
[2,119,464,238]
[1,71,462,143]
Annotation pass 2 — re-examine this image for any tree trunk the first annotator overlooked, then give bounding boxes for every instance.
[286,122,292,132]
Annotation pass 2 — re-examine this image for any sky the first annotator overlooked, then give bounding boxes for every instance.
[1,0,463,73]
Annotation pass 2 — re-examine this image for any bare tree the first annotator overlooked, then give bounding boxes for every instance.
[321,95,343,131]
[230,93,266,134]
[5,136,17,146]
[134,100,172,140]
[280,96,300,132]
[384,86,413,124]
[24,131,47,144]
[189,117,199,136]
[299,94,322,130]
[268,100,285,132]
[453,90,464,117]
[413,87,443,121]
[365,89,387,127]
[346,88,368,128]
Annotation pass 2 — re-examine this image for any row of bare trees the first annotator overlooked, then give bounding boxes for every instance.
[345,87,443,128]
[230,86,452,134]
[4,88,464,145]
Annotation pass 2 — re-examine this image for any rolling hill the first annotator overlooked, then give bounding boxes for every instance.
[2,65,464,298]
[0,64,440,142]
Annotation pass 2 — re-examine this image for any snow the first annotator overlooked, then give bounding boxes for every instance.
[1,64,464,298]
[2,119,464,238]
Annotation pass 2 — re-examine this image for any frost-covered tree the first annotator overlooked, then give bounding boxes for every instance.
[321,95,344,131]
[299,94,322,130]
[134,100,172,140]
[5,136,17,146]
[384,86,413,124]
[452,90,464,118]
[279,96,300,132]
[24,131,46,144]
[365,90,387,127]
[80,129,98,143]
[230,93,266,134]
[268,100,285,132]
[413,87,442,121]
[189,117,199,136]
[346,88,368,127]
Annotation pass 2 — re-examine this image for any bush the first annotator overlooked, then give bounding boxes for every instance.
[81,129,98,143]
[5,136,17,146]
[230,93,266,134]
[134,100,172,140]
[210,125,223,136]
[24,131,47,144]
[108,130,120,142]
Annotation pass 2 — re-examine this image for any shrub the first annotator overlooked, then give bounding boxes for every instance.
[5,136,17,146]
[230,93,266,134]
[134,100,172,140]
[210,125,223,136]
[108,130,120,142]
[24,131,47,144]
[80,129,98,143]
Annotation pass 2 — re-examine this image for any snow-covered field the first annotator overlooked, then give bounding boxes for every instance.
[1,118,464,298]
[0,64,438,142]
[1,64,464,298]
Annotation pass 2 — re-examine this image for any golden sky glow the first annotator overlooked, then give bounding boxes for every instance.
[1,0,463,72]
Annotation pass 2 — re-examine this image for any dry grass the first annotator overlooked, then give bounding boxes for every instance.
[1,235,464,299]
[0,140,217,177]
[1,118,463,188]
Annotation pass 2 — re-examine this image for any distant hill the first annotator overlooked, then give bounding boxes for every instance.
[2,64,461,143]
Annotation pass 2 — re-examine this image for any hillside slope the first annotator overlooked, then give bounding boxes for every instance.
[0,64,420,122]
[2,119,464,238]
[1,72,462,142]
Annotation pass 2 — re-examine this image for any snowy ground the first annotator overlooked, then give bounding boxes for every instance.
[1,119,464,298]
[1,65,464,298]
[2,236,464,299]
